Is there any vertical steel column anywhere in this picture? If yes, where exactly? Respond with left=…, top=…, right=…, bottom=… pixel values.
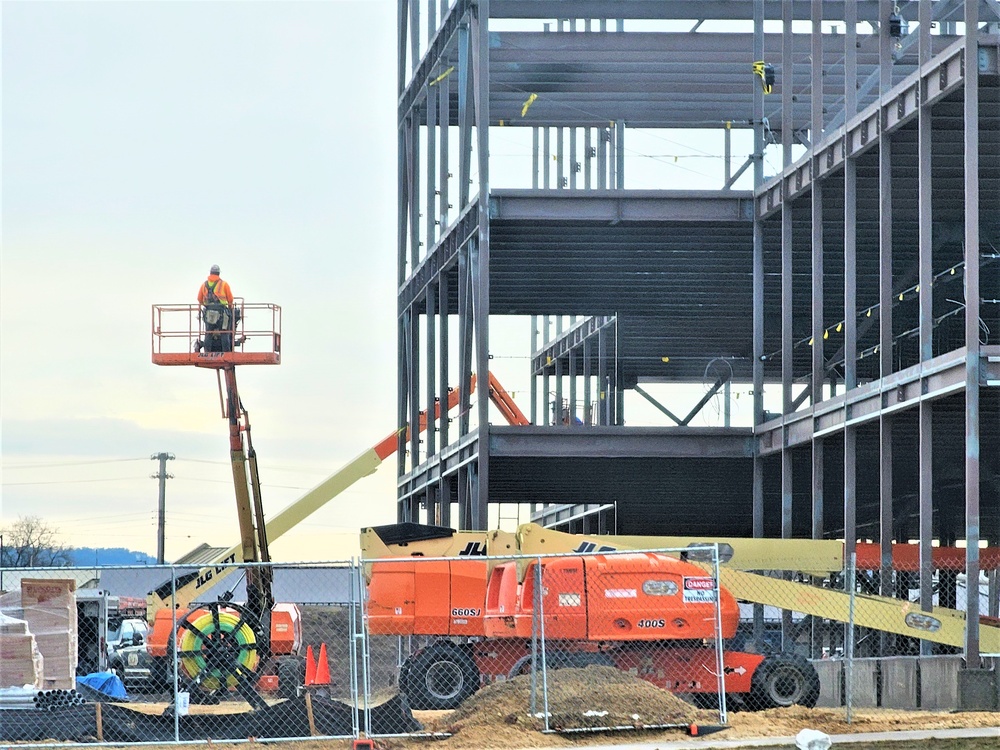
left=557, top=126, right=565, bottom=188
left=458, top=23, right=472, bottom=208
left=844, top=0, right=858, bottom=566
left=752, top=0, right=766, bottom=649
left=780, top=198, right=793, bottom=578
left=809, top=1, right=824, bottom=562
left=458, top=243, right=472, bottom=436
left=439, top=273, right=450, bottom=450
left=409, top=300, right=421, bottom=473
left=570, top=127, right=578, bottom=189
left=964, top=0, right=982, bottom=664
left=543, top=128, right=551, bottom=188
left=597, top=127, right=607, bottom=189
left=396, top=0, right=410, bottom=522
left=472, top=0, right=491, bottom=530
left=917, top=0, right=934, bottom=648
left=724, top=123, right=732, bottom=184
left=583, top=336, right=592, bottom=425
left=878, top=0, right=895, bottom=598
left=584, top=128, right=592, bottom=189
left=409, top=0, right=419, bottom=72
left=554, top=358, right=563, bottom=423
left=439, top=65, right=450, bottom=229
left=781, top=0, right=792, bottom=168
left=426, top=87, right=438, bottom=259
left=598, top=326, right=607, bottom=426
left=426, top=285, right=437, bottom=459
left=532, top=128, right=539, bottom=189
left=810, top=4, right=824, bottom=409
left=614, top=318, right=624, bottom=424
left=615, top=121, right=625, bottom=189
left=543, top=316, right=551, bottom=425
left=569, top=349, right=577, bottom=423
left=398, top=0, right=408, bottom=99
left=531, top=315, right=538, bottom=423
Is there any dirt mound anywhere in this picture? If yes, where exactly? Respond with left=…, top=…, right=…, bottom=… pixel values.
left=437, top=665, right=713, bottom=734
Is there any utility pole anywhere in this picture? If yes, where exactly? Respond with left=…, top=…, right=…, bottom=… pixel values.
left=150, top=453, right=175, bottom=564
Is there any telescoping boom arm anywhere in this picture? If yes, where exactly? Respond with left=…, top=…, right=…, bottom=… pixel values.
left=147, top=375, right=479, bottom=619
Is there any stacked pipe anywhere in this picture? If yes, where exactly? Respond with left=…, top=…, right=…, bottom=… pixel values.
left=33, top=689, right=87, bottom=710
left=0, top=686, right=39, bottom=709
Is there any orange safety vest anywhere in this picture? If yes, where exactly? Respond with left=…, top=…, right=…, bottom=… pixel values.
left=198, top=276, right=233, bottom=307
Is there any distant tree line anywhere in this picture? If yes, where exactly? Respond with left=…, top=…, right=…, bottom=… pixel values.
left=1, top=516, right=73, bottom=568
left=1, top=516, right=156, bottom=569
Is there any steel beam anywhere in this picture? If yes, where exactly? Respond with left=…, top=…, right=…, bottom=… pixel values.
left=488, top=1, right=1000, bottom=22
left=757, top=346, right=1000, bottom=454
left=488, top=190, right=754, bottom=223
left=489, top=426, right=755, bottom=459
left=757, top=37, right=973, bottom=218
left=399, top=0, right=471, bottom=122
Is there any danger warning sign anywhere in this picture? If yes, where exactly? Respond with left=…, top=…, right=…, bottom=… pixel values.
left=682, top=576, right=718, bottom=603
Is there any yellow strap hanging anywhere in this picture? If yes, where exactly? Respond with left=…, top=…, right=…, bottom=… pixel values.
left=752, top=60, right=774, bottom=95
left=521, top=93, right=538, bottom=117
left=429, top=66, right=455, bottom=86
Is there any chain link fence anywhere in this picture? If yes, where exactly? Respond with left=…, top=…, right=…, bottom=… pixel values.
left=1, top=548, right=995, bottom=745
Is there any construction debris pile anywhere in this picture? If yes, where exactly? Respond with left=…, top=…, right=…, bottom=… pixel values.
left=437, top=666, right=714, bottom=733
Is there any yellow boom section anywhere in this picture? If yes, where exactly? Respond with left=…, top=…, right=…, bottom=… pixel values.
left=517, top=524, right=1000, bottom=652
left=148, top=447, right=383, bottom=619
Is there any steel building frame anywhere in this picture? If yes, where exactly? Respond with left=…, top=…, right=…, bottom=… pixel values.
left=397, top=0, right=1000, bottom=662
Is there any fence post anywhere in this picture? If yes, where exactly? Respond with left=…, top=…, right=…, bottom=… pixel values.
left=712, top=544, right=729, bottom=724
left=846, top=552, right=857, bottom=724
left=171, top=565, right=180, bottom=742
left=353, top=562, right=367, bottom=738
left=535, top=556, right=550, bottom=731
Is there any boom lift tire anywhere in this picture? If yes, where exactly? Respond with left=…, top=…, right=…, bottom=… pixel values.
left=747, top=654, right=820, bottom=710
left=402, top=642, right=480, bottom=710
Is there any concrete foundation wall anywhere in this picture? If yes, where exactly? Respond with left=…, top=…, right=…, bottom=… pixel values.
left=811, top=659, right=842, bottom=707
left=919, top=656, right=963, bottom=710
left=847, top=657, right=879, bottom=708
left=881, top=656, right=918, bottom=710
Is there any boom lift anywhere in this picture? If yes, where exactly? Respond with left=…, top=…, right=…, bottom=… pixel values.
left=360, top=522, right=1000, bottom=711
left=148, top=316, right=495, bottom=703
left=362, top=524, right=819, bottom=712
left=152, top=301, right=295, bottom=707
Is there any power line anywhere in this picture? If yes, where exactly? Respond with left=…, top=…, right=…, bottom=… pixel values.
left=3, top=457, right=147, bottom=470
left=1, top=477, right=142, bottom=487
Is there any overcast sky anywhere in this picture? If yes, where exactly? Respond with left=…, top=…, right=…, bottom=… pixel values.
left=1, top=1, right=774, bottom=565
left=1, top=0, right=401, bottom=561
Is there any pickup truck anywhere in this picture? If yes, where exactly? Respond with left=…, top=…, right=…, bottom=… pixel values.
left=106, top=618, right=154, bottom=688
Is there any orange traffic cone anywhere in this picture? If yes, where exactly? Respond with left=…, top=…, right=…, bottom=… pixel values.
left=304, top=645, right=317, bottom=686
left=315, top=643, right=331, bottom=686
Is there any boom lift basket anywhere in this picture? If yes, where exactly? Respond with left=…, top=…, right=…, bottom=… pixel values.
left=151, top=302, right=281, bottom=367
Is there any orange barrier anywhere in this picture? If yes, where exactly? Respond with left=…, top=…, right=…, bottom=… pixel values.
left=315, top=643, right=331, bottom=686
left=304, top=645, right=317, bottom=686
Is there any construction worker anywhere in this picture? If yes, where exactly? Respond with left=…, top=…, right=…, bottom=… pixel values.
left=196, top=265, right=236, bottom=352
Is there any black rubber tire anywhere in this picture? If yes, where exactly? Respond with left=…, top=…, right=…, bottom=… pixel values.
left=277, top=657, right=306, bottom=699
left=401, top=643, right=480, bottom=710
left=747, top=654, right=820, bottom=711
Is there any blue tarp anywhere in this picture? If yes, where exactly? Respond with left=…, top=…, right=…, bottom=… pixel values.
left=77, top=671, right=127, bottom=699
